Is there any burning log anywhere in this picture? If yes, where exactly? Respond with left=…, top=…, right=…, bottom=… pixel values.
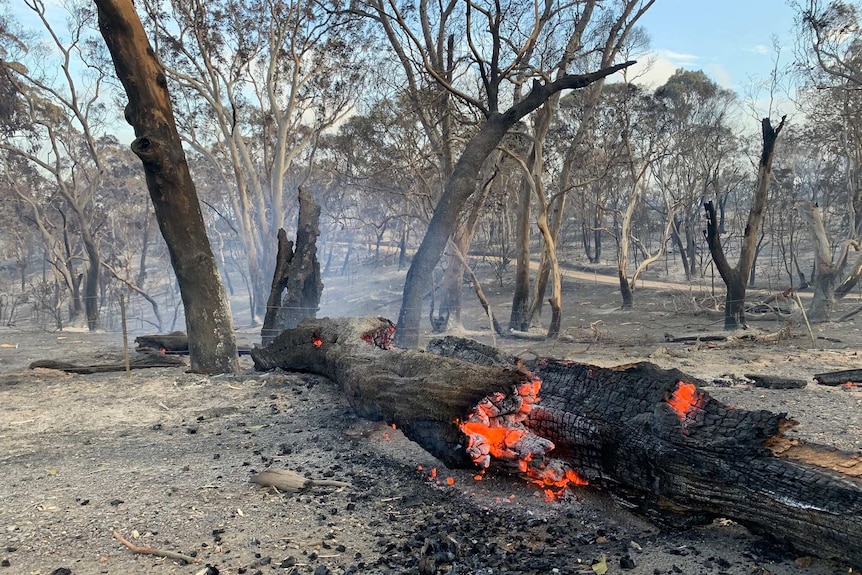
left=136, top=332, right=252, bottom=355
left=251, top=317, right=862, bottom=567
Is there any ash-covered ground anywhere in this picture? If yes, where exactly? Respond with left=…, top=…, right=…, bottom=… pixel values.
left=1, top=264, right=861, bottom=574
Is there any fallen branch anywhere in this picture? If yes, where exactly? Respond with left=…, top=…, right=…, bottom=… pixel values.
left=112, top=530, right=198, bottom=564
left=836, top=304, right=862, bottom=323
left=29, top=354, right=186, bottom=373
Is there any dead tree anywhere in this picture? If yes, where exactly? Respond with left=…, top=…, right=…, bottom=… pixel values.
left=260, top=187, right=323, bottom=346
left=252, top=317, right=862, bottom=568
left=704, top=116, right=785, bottom=330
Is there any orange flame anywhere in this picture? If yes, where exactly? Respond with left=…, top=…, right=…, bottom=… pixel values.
left=667, top=380, right=704, bottom=420
left=312, top=334, right=323, bottom=348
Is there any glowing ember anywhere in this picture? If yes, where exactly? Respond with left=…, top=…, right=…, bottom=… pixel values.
left=312, top=334, right=323, bottom=348
left=667, top=380, right=704, bottom=420
left=361, top=322, right=397, bottom=349
left=459, top=372, right=588, bottom=500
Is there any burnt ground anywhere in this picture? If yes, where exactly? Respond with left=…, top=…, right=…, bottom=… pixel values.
left=1, top=262, right=861, bottom=575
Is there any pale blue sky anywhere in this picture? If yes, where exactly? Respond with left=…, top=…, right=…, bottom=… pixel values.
left=635, top=0, right=799, bottom=94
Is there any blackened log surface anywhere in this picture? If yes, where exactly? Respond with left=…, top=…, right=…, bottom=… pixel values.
left=255, top=325, right=862, bottom=567
left=745, top=373, right=808, bottom=389
left=135, top=332, right=189, bottom=352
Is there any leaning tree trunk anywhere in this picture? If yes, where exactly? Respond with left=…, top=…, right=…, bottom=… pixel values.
left=95, top=0, right=239, bottom=373
left=252, top=317, right=862, bottom=568
left=396, top=62, right=635, bottom=348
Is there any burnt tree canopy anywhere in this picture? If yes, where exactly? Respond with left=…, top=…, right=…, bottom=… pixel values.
left=260, top=187, right=323, bottom=346
left=94, top=0, right=238, bottom=373
left=252, top=317, right=862, bottom=568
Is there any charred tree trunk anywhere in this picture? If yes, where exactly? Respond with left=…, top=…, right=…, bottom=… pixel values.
left=618, top=269, right=633, bottom=309
left=252, top=318, right=862, bottom=568
left=260, top=229, right=294, bottom=344
left=260, top=188, right=323, bottom=346
left=95, top=0, right=238, bottom=373
left=703, top=117, right=785, bottom=330
left=508, top=175, right=532, bottom=332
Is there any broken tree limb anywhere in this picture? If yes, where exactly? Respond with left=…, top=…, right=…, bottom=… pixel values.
left=251, top=317, right=862, bottom=567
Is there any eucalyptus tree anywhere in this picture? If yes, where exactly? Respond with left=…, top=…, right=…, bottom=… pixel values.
left=0, top=0, right=117, bottom=330
left=352, top=0, right=649, bottom=347
left=586, top=82, right=674, bottom=308
left=704, top=115, right=786, bottom=330
left=141, top=0, right=367, bottom=324
left=652, top=69, right=740, bottom=282
left=794, top=0, right=862, bottom=319
left=318, top=97, right=439, bottom=268
left=508, top=0, right=654, bottom=333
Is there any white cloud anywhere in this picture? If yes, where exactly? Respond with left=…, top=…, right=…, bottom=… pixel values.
left=654, top=49, right=700, bottom=64
left=624, top=50, right=705, bottom=89
left=624, top=53, right=680, bottom=88
left=621, top=51, right=736, bottom=91
left=747, top=44, right=771, bottom=55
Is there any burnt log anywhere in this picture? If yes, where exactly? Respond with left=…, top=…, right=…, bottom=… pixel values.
left=814, top=368, right=862, bottom=386
left=136, top=332, right=252, bottom=355
left=251, top=317, right=862, bottom=567
left=30, top=353, right=186, bottom=373
left=135, top=331, right=190, bottom=353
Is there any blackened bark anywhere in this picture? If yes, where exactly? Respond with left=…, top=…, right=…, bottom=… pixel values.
left=618, top=268, right=633, bottom=308
left=260, top=228, right=293, bottom=345
left=704, top=200, right=745, bottom=328
left=95, top=0, right=238, bottom=373
left=252, top=319, right=862, bottom=567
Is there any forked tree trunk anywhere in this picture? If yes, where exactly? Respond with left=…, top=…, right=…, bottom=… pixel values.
left=252, top=317, right=862, bottom=568
left=95, top=0, right=239, bottom=373
left=800, top=201, right=862, bottom=320
left=260, top=187, right=323, bottom=346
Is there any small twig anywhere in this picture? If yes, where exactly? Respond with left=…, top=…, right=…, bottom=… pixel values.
left=112, top=530, right=198, bottom=564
